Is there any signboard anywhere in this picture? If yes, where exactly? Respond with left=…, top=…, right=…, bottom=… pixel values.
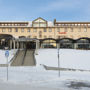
left=58, top=32, right=66, bottom=34
left=5, top=50, right=9, bottom=58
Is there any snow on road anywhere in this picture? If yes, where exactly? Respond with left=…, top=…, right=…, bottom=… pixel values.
left=0, top=66, right=90, bottom=90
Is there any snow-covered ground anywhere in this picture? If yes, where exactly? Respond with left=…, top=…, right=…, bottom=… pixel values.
left=0, top=66, right=90, bottom=90
left=0, top=49, right=90, bottom=90
left=36, top=49, right=90, bottom=70
left=0, top=49, right=17, bottom=64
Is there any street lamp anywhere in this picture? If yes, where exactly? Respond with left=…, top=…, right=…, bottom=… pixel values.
left=57, top=43, right=60, bottom=77
left=5, top=49, right=9, bottom=81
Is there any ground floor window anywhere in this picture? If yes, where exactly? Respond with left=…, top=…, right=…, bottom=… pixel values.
left=41, top=39, right=57, bottom=48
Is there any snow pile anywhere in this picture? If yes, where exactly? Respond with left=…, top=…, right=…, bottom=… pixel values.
left=0, top=49, right=17, bottom=64
left=35, top=49, right=90, bottom=70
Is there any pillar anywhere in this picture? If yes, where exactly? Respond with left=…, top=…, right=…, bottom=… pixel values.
left=22, top=42, right=24, bottom=49
left=20, top=42, right=21, bottom=49
left=13, top=40, right=15, bottom=49
left=1, top=39, right=2, bottom=45
left=10, top=40, right=12, bottom=49
left=74, top=43, right=77, bottom=49
left=57, top=43, right=60, bottom=49
left=17, top=41, right=19, bottom=49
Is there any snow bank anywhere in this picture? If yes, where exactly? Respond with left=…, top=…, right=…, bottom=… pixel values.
left=0, top=49, right=17, bottom=64
left=35, top=49, right=90, bottom=70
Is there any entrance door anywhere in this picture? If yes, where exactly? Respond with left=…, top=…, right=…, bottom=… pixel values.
left=26, top=41, right=36, bottom=49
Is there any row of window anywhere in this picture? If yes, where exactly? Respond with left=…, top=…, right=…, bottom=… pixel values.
left=57, top=28, right=87, bottom=32
left=1, top=27, right=88, bottom=33
left=0, top=23, right=28, bottom=26
left=55, top=23, right=90, bottom=26
left=27, top=35, right=83, bottom=39
left=28, top=35, right=53, bottom=38
left=1, top=28, right=31, bottom=32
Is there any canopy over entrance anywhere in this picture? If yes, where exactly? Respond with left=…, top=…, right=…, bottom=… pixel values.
left=15, top=37, right=38, bottom=49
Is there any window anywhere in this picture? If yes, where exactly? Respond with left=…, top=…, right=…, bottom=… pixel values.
left=39, top=35, right=42, bottom=38
left=2, top=28, right=5, bottom=32
left=49, top=28, right=52, bottom=32
left=84, top=28, right=87, bottom=32
left=71, top=28, right=73, bottom=32
left=32, top=18, right=47, bottom=27
left=64, top=28, right=67, bottom=32
left=78, top=28, right=81, bottom=32
left=34, top=36, right=37, bottom=38
left=15, top=28, right=18, bottom=32
left=8, top=28, right=12, bottom=32
left=57, top=28, right=60, bottom=32
left=49, top=35, right=52, bottom=38
left=44, top=35, right=47, bottom=38
left=33, top=29, right=37, bottom=32
left=28, top=35, right=31, bottom=38
left=27, top=29, right=30, bottom=32
left=39, top=31, right=42, bottom=38
left=21, top=28, right=24, bottom=32
left=43, top=29, right=47, bottom=32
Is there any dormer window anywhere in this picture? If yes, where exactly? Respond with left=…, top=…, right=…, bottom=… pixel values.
left=32, top=17, right=47, bottom=27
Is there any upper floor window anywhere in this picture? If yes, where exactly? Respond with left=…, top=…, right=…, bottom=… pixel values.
left=2, top=28, right=5, bottom=32
left=64, top=28, right=67, bottom=32
left=71, top=28, right=73, bottom=32
left=49, top=35, right=52, bottom=38
left=15, top=28, right=18, bottom=32
left=43, top=28, right=47, bottom=32
left=33, top=29, right=37, bottom=32
left=21, top=28, right=24, bottom=32
left=57, top=28, right=60, bottom=32
left=8, top=28, right=12, bottom=32
left=84, top=28, right=87, bottom=32
left=78, top=28, right=81, bottom=32
left=49, top=28, right=52, bottom=32
left=34, top=36, right=37, bottom=38
left=28, top=35, right=31, bottom=38
left=27, top=29, right=30, bottom=32
left=44, top=35, right=47, bottom=38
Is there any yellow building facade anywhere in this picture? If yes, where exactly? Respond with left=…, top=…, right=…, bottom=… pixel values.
left=0, top=17, right=90, bottom=49
left=0, top=17, right=90, bottom=39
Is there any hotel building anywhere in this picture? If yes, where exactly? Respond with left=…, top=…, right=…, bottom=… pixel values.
left=0, top=17, right=90, bottom=49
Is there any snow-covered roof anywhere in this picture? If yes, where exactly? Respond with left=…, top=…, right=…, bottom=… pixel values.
left=48, top=21, right=54, bottom=27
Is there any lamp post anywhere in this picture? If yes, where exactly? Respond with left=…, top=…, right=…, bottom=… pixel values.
left=57, top=43, right=60, bottom=77
left=5, top=49, right=9, bottom=81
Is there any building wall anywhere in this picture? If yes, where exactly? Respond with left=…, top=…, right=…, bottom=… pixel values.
left=0, top=17, right=90, bottom=39
left=0, top=27, right=90, bottom=39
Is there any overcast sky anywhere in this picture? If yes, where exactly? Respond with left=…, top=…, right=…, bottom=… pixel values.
left=0, top=0, right=90, bottom=21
